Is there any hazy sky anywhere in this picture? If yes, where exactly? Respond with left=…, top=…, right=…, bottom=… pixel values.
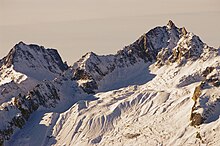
left=0, top=0, right=219, bottom=64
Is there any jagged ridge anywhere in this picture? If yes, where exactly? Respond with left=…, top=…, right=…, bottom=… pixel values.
left=72, top=20, right=214, bottom=93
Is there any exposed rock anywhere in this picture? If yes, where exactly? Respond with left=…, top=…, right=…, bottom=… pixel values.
left=124, top=133, right=141, bottom=139
left=1, top=48, right=16, bottom=68
left=190, top=66, right=220, bottom=127
left=73, top=21, right=185, bottom=93
left=190, top=113, right=204, bottom=126
left=213, top=80, right=220, bottom=87
left=181, top=27, right=187, bottom=35
left=0, top=81, right=61, bottom=144
left=168, top=34, right=204, bottom=65
left=80, top=80, right=98, bottom=94
left=167, top=20, right=176, bottom=29
left=202, top=67, right=215, bottom=77
left=190, top=84, right=203, bottom=126
left=192, top=85, right=202, bottom=101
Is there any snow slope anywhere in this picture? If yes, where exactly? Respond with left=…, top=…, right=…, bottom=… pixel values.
left=7, top=49, right=220, bottom=146
left=1, top=21, right=220, bottom=146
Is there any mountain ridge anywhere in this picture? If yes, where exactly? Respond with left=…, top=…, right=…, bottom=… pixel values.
left=0, top=20, right=219, bottom=146
left=72, top=20, right=217, bottom=93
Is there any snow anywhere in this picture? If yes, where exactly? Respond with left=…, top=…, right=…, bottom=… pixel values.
left=12, top=43, right=66, bottom=81
left=97, top=61, right=154, bottom=92
left=4, top=47, right=219, bottom=146
left=0, top=65, right=27, bottom=86
left=1, top=22, right=220, bottom=146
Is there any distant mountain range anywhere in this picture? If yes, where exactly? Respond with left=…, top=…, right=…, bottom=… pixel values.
left=0, top=20, right=219, bottom=146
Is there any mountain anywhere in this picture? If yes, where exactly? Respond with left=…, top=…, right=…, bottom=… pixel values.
left=71, top=20, right=183, bottom=93
left=1, top=41, right=68, bottom=81
left=0, top=20, right=219, bottom=146
left=0, top=42, right=68, bottom=108
left=0, top=42, right=71, bottom=145
left=72, top=20, right=214, bottom=94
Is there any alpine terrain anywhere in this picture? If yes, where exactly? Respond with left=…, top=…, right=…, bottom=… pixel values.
left=0, top=20, right=219, bottom=146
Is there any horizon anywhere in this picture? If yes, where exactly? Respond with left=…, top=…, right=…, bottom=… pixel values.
left=0, top=0, right=219, bottom=64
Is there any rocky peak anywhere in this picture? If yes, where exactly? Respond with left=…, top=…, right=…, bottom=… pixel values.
left=177, top=33, right=204, bottom=56
left=166, top=33, right=205, bottom=65
left=72, top=21, right=190, bottom=93
left=1, top=47, right=16, bottom=68
left=18, top=42, right=67, bottom=69
left=131, top=20, right=183, bottom=65
left=167, top=20, right=176, bottom=29
left=181, top=27, right=187, bottom=35
left=71, top=21, right=212, bottom=93
left=75, top=20, right=186, bottom=71
left=1, top=41, right=68, bottom=81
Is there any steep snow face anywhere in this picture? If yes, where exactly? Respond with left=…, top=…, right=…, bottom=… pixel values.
left=1, top=41, right=68, bottom=81
left=0, top=41, right=68, bottom=92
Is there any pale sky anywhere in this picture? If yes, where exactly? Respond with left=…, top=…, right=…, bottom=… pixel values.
left=0, top=0, right=219, bottom=64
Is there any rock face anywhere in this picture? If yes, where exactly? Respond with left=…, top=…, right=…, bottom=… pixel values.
left=190, top=64, right=220, bottom=127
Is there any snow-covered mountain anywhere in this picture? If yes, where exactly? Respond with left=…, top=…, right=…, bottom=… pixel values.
left=0, top=20, right=219, bottom=146
left=0, top=42, right=68, bottom=105
left=71, top=20, right=212, bottom=94
left=1, top=41, right=68, bottom=82
left=0, top=42, right=71, bottom=145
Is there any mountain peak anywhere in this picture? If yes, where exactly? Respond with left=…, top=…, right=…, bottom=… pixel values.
left=1, top=41, right=68, bottom=81
left=17, top=41, right=25, bottom=46
left=181, top=27, right=187, bottom=35
left=84, top=51, right=97, bottom=59
left=72, top=20, right=196, bottom=92
left=167, top=20, right=176, bottom=29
